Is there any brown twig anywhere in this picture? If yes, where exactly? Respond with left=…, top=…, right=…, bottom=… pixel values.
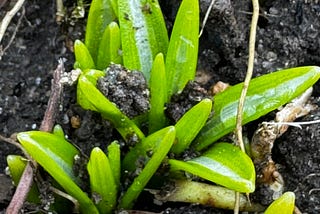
left=6, top=59, right=65, bottom=214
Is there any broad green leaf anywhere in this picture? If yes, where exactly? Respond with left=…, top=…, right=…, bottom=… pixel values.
left=18, top=131, right=99, bottom=213
left=119, top=126, right=176, bottom=209
left=88, top=147, right=117, bottom=214
left=85, top=0, right=115, bottom=62
left=265, top=192, right=295, bottom=214
left=97, top=22, right=122, bottom=70
left=148, top=53, right=167, bottom=134
left=122, top=126, right=175, bottom=173
left=110, top=0, right=119, bottom=17
left=194, top=66, right=320, bottom=150
left=169, top=143, right=255, bottom=193
left=7, top=155, right=40, bottom=203
left=171, top=98, right=212, bottom=154
left=77, top=73, right=145, bottom=141
left=166, top=0, right=199, bottom=98
left=74, top=40, right=95, bottom=70
left=107, top=141, right=121, bottom=188
left=118, top=0, right=168, bottom=81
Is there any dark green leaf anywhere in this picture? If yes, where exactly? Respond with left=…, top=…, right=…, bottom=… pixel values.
left=194, top=66, right=320, bottom=150
left=169, top=142, right=255, bottom=193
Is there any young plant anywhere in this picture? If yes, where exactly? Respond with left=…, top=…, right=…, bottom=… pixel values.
left=8, top=0, right=320, bottom=213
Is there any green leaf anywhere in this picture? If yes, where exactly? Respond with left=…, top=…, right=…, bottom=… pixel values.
left=85, top=0, right=115, bottom=62
left=171, top=98, right=212, bottom=154
left=194, top=66, right=320, bottom=150
left=119, top=126, right=176, bottom=209
left=77, top=73, right=145, bottom=141
left=53, top=124, right=65, bottom=139
left=165, top=0, right=199, bottom=98
left=265, top=192, right=295, bottom=214
left=122, top=126, right=174, bottom=173
left=107, top=141, right=121, bottom=188
left=97, top=22, right=122, bottom=70
left=169, top=143, right=255, bottom=193
left=7, top=155, right=40, bottom=203
left=148, top=53, right=167, bottom=134
left=18, top=131, right=99, bottom=213
left=118, top=0, right=168, bottom=81
left=88, top=147, right=117, bottom=214
left=74, top=39, right=95, bottom=70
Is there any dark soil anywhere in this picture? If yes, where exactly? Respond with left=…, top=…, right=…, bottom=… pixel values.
left=0, top=0, right=320, bottom=213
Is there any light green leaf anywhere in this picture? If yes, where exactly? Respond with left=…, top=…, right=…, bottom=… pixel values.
left=77, top=73, right=145, bottom=141
left=107, top=141, right=121, bottom=188
left=166, top=0, right=199, bottom=98
left=148, top=53, right=167, bottom=134
left=169, top=143, right=255, bottom=193
left=7, top=155, right=40, bottom=203
left=88, top=147, right=117, bottom=214
left=85, top=0, right=115, bottom=62
left=18, top=131, right=99, bottom=213
left=118, top=0, right=168, bottom=81
left=97, top=22, right=122, bottom=69
left=171, top=98, right=212, bottom=154
left=74, top=39, right=95, bottom=70
left=265, top=192, right=295, bottom=214
left=194, top=66, right=320, bottom=150
left=119, top=126, right=176, bottom=209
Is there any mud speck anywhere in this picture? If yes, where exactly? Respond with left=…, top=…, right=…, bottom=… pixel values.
left=97, top=64, right=150, bottom=118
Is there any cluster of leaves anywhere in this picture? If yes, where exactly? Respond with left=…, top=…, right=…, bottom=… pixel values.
left=7, top=0, right=320, bottom=213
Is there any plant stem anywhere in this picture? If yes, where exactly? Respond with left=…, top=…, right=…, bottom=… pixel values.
left=234, top=0, right=259, bottom=213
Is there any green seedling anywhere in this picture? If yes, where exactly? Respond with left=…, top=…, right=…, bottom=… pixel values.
left=9, top=0, right=320, bottom=213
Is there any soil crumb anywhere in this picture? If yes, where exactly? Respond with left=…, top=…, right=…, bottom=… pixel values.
left=97, top=64, right=150, bottom=118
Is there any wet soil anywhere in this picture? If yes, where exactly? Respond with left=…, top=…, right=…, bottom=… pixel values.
left=0, top=0, right=320, bottom=213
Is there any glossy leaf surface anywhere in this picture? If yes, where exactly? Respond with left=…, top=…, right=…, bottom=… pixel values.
left=265, top=192, right=295, bottom=214
left=119, top=126, right=176, bottom=209
left=97, top=22, right=122, bottom=69
left=88, top=147, right=117, bottom=214
left=194, top=66, right=320, bottom=150
left=171, top=98, right=212, bottom=154
left=18, top=131, right=99, bottom=213
left=169, top=143, right=255, bottom=193
left=148, top=53, right=167, bottom=133
left=85, top=0, right=115, bottom=62
left=166, top=0, right=199, bottom=97
left=74, top=39, right=95, bottom=70
left=107, top=141, right=121, bottom=188
left=118, top=0, right=168, bottom=81
left=7, top=155, right=40, bottom=203
left=77, top=72, right=145, bottom=141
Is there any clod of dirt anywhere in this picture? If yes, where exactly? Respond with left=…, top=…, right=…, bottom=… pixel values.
left=97, top=64, right=150, bottom=119
left=166, top=81, right=211, bottom=122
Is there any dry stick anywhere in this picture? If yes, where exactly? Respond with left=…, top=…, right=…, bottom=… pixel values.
left=6, top=60, right=65, bottom=214
left=234, top=0, right=259, bottom=213
left=0, top=0, right=25, bottom=44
